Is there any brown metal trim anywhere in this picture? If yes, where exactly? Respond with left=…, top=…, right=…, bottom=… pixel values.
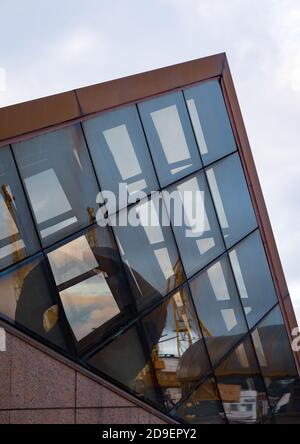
left=0, top=91, right=81, bottom=143
left=0, top=318, right=176, bottom=424
left=221, top=57, right=300, bottom=373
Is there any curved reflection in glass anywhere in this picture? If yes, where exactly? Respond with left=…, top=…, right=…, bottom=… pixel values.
left=215, top=337, right=272, bottom=424
left=252, top=306, right=299, bottom=423
left=173, top=377, right=226, bottom=424
left=47, top=225, right=135, bottom=350
left=142, top=285, right=210, bottom=409
left=189, top=255, right=248, bottom=365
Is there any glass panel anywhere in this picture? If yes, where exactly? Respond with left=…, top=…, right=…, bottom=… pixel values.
left=142, top=285, right=210, bottom=409
left=252, top=306, right=299, bottom=421
left=13, top=125, right=101, bottom=247
left=184, top=79, right=237, bottom=165
left=138, top=92, right=202, bottom=188
left=0, top=146, right=39, bottom=270
left=164, top=171, right=225, bottom=277
left=173, top=377, right=226, bottom=424
left=88, top=324, right=162, bottom=406
left=0, top=254, right=68, bottom=350
left=229, top=230, right=278, bottom=328
left=206, top=153, right=257, bottom=248
left=111, top=193, right=185, bottom=310
left=215, top=337, right=272, bottom=424
left=189, top=255, right=248, bottom=365
left=82, top=106, right=159, bottom=213
left=47, top=225, right=134, bottom=347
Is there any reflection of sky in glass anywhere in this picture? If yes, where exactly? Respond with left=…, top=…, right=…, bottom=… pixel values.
left=25, top=168, right=72, bottom=224
left=151, top=104, right=192, bottom=174
left=60, top=274, right=120, bottom=341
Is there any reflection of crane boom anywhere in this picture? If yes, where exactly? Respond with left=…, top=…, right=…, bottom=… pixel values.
left=2, top=184, right=25, bottom=302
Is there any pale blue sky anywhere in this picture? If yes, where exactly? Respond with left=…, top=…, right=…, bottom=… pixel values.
left=1, top=0, right=300, bottom=322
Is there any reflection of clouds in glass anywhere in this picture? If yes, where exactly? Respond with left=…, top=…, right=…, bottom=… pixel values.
left=60, top=274, right=120, bottom=341
left=48, top=235, right=98, bottom=286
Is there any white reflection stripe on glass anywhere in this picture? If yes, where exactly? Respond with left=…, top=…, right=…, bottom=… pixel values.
left=177, top=177, right=209, bottom=236
left=154, top=247, right=174, bottom=280
left=170, top=164, right=193, bottom=175
left=0, top=239, right=25, bottom=259
left=0, top=195, right=19, bottom=241
left=235, top=343, right=250, bottom=368
left=48, top=235, right=98, bottom=286
left=207, top=261, right=230, bottom=301
left=150, top=105, right=191, bottom=165
left=206, top=168, right=229, bottom=229
left=244, top=307, right=252, bottom=315
left=24, top=168, right=72, bottom=224
left=40, top=216, right=78, bottom=238
left=221, top=308, right=238, bottom=332
left=186, top=98, right=209, bottom=155
left=73, top=148, right=83, bottom=170
left=103, top=124, right=142, bottom=181
left=136, top=199, right=164, bottom=245
left=196, top=237, right=215, bottom=254
left=252, top=329, right=268, bottom=367
left=126, top=178, right=147, bottom=196
left=229, top=250, right=249, bottom=299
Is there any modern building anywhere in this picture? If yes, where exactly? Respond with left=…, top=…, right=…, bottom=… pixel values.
left=0, top=53, right=299, bottom=424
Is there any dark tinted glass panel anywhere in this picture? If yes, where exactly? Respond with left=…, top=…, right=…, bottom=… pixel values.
left=0, top=146, right=39, bottom=270
left=138, top=92, right=202, bottom=187
left=88, top=324, right=162, bottom=406
left=173, top=377, right=226, bottom=424
left=184, top=80, right=236, bottom=166
left=111, top=194, right=185, bottom=310
left=229, top=230, right=278, bottom=328
left=47, top=225, right=134, bottom=349
left=164, top=172, right=225, bottom=277
left=252, top=306, right=299, bottom=421
left=189, top=255, right=248, bottom=365
left=215, top=337, right=272, bottom=424
left=0, top=254, right=68, bottom=350
left=206, top=153, right=257, bottom=248
left=142, top=285, right=210, bottom=409
left=13, top=125, right=101, bottom=247
left=82, top=106, right=159, bottom=213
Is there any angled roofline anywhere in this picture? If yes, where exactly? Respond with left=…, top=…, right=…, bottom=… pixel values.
left=0, top=52, right=299, bottom=381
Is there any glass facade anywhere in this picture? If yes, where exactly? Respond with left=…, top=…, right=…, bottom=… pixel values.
left=0, top=76, right=298, bottom=424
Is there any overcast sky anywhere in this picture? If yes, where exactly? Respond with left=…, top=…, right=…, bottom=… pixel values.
left=0, top=0, right=299, bottom=322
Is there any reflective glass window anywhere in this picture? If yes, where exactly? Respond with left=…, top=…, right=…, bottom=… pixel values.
left=111, top=194, right=185, bottom=310
left=164, top=171, right=225, bottom=277
left=13, top=125, right=101, bottom=247
left=47, top=225, right=134, bottom=348
left=82, top=106, right=159, bottom=213
left=252, top=306, right=299, bottom=420
left=229, top=230, right=278, bottom=328
left=189, top=255, right=248, bottom=365
left=142, top=285, right=210, bottom=409
left=173, top=377, right=226, bottom=424
left=184, top=79, right=237, bottom=165
left=0, top=254, right=68, bottom=350
left=138, top=92, right=202, bottom=187
left=0, top=146, right=39, bottom=270
left=215, top=337, right=272, bottom=424
left=88, top=324, right=162, bottom=406
left=206, top=153, right=257, bottom=248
